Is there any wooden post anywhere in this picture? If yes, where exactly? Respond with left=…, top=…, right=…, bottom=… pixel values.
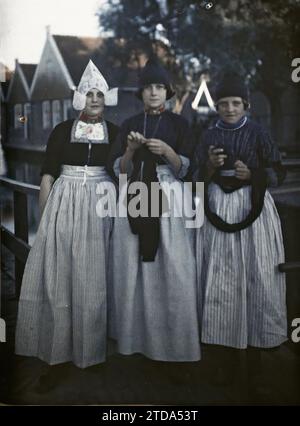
left=13, top=191, right=28, bottom=297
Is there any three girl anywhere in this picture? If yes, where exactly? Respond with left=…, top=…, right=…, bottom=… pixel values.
left=15, top=61, right=287, bottom=393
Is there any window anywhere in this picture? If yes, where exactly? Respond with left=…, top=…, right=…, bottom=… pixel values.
left=63, top=99, right=72, bottom=121
left=52, top=100, right=62, bottom=128
left=14, top=104, right=23, bottom=129
left=42, top=101, right=51, bottom=129
left=24, top=103, right=31, bottom=139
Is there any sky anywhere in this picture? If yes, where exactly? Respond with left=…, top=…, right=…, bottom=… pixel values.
left=0, top=0, right=106, bottom=70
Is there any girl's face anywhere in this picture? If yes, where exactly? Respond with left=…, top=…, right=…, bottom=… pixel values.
left=142, top=83, right=167, bottom=111
left=216, top=96, right=246, bottom=124
left=84, top=88, right=104, bottom=117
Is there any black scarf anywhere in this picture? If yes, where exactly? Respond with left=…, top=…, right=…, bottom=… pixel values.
left=127, top=117, right=168, bottom=262
left=204, top=148, right=267, bottom=232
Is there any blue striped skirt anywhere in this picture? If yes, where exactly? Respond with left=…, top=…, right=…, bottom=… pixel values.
left=197, top=183, right=287, bottom=349
left=15, top=165, right=114, bottom=368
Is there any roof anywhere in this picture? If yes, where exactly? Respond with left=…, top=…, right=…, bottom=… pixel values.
left=52, top=34, right=146, bottom=88
left=0, top=82, right=10, bottom=100
left=19, top=64, right=37, bottom=87
left=0, top=64, right=12, bottom=99
left=53, top=35, right=106, bottom=86
left=6, top=61, right=32, bottom=102
left=2, top=80, right=11, bottom=96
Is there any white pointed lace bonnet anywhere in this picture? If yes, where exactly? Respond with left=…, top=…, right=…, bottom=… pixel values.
left=73, top=60, right=118, bottom=110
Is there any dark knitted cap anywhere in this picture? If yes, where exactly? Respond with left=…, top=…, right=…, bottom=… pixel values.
left=215, top=72, right=249, bottom=102
left=136, top=59, right=175, bottom=100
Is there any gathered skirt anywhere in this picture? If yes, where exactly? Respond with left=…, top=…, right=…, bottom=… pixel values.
left=108, top=166, right=202, bottom=362
left=15, top=165, right=114, bottom=368
left=197, top=183, right=287, bottom=349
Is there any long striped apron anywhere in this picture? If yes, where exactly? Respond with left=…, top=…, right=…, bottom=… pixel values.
left=197, top=183, right=287, bottom=349
left=15, top=165, right=114, bottom=368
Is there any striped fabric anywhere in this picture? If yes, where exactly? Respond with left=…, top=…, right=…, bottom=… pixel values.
left=108, top=165, right=202, bottom=362
left=15, top=165, right=114, bottom=368
left=197, top=183, right=288, bottom=349
left=197, top=119, right=282, bottom=172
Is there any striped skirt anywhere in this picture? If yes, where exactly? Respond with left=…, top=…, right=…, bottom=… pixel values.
left=108, top=166, right=202, bottom=362
left=197, top=183, right=287, bottom=349
left=15, top=165, right=114, bottom=368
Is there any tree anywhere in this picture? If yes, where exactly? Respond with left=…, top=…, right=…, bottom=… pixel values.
left=98, top=0, right=300, bottom=125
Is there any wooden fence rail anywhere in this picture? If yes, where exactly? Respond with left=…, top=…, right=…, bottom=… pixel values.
left=0, top=177, right=39, bottom=297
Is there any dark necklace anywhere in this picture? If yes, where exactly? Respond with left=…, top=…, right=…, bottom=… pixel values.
left=143, top=112, right=162, bottom=139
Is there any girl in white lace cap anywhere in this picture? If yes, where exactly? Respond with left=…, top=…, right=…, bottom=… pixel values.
left=15, top=60, right=119, bottom=392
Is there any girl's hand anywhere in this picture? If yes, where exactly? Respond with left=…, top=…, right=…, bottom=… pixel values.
left=234, top=160, right=251, bottom=180
left=207, top=145, right=227, bottom=169
left=127, top=131, right=146, bottom=152
left=145, top=138, right=170, bottom=156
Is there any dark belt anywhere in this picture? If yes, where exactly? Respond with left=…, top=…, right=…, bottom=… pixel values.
left=212, top=171, right=249, bottom=193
